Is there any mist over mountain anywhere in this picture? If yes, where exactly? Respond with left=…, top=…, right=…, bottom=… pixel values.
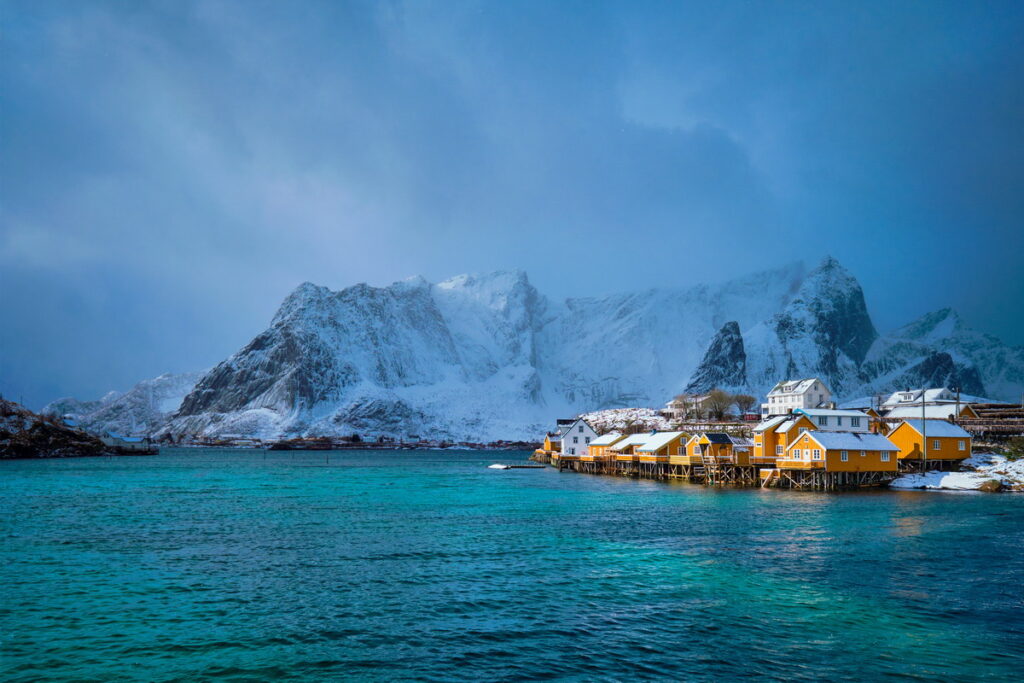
left=48, top=258, right=1023, bottom=440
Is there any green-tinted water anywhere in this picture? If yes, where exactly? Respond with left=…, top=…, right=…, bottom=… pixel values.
left=2, top=449, right=1023, bottom=681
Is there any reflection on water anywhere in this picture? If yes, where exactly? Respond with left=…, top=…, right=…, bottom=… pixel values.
left=2, top=448, right=1023, bottom=682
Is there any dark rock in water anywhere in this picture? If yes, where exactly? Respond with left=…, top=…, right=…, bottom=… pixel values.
left=686, top=321, right=747, bottom=392
left=977, top=479, right=1003, bottom=493
left=0, top=399, right=109, bottom=459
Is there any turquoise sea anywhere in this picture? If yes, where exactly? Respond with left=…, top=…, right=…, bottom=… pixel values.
left=2, top=449, right=1023, bottom=681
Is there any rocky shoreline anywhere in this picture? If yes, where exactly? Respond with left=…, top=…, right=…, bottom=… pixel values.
left=0, top=399, right=111, bottom=459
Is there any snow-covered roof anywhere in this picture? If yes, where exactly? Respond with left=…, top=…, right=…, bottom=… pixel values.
left=882, top=388, right=954, bottom=407
left=559, top=417, right=596, bottom=435
left=795, top=408, right=870, bottom=419
left=637, top=431, right=687, bottom=452
left=589, top=432, right=624, bottom=446
left=896, top=420, right=971, bottom=438
left=884, top=405, right=971, bottom=420
left=773, top=418, right=809, bottom=434
left=767, top=378, right=824, bottom=397
left=611, top=433, right=655, bottom=451
left=731, top=436, right=754, bottom=447
left=754, top=415, right=788, bottom=432
left=795, top=431, right=897, bottom=451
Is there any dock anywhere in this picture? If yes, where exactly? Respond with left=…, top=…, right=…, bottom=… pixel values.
left=541, top=453, right=898, bottom=491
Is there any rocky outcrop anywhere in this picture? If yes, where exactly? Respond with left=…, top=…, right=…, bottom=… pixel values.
left=685, top=321, right=747, bottom=392
left=1, top=399, right=108, bottom=459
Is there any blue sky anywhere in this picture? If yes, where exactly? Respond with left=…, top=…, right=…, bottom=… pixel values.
left=2, top=0, right=1023, bottom=408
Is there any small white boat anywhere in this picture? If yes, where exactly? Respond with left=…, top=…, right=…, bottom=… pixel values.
left=488, top=463, right=512, bottom=470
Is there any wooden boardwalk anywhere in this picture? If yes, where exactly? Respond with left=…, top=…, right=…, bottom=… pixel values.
left=544, top=454, right=897, bottom=491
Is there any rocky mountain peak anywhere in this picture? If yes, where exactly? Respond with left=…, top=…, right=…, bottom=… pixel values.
left=685, top=321, right=747, bottom=392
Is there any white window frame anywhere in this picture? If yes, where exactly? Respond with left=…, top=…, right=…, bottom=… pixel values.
left=840, top=451, right=848, bottom=462
left=812, top=449, right=822, bottom=460
left=958, top=440, right=966, bottom=451
left=851, top=417, right=860, bottom=427
left=933, top=439, right=941, bottom=451
left=818, top=416, right=828, bottom=426
left=860, top=451, right=866, bottom=457
left=775, top=445, right=783, bottom=455
left=881, top=451, right=891, bottom=462
left=793, top=449, right=802, bottom=459
left=573, top=437, right=578, bottom=444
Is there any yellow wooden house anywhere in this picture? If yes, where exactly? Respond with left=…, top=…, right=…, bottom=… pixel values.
left=886, top=420, right=972, bottom=465
left=752, top=414, right=817, bottom=465
left=611, top=433, right=655, bottom=463
left=780, top=431, right=899, bottom=473
left=635, top=431, right=689, bottom=463
left=585, top=432, right=625, bottom=460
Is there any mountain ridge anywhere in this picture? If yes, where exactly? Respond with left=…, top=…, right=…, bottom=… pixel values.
left=45, top=258, right=1023, bottom=440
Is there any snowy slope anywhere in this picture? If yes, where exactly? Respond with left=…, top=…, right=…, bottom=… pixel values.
left=49, top=258, right=1024, bottom=441
left=44, top=372, right=203, bottom=436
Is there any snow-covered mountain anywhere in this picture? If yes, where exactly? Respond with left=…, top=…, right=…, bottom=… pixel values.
left=43, top=372, right=203, bottom=436
left=49, top=257, right=1024, bottom=440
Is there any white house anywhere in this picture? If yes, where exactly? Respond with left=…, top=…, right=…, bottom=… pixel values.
left=761, top=378, right=832, bottom=417
left=663, top=394, right=711, bottom=419
left=793, top=408, right=870, bottom=432
left=560, top=417, right=598, bottom=456
left=881, top=388, right=957, bottom=409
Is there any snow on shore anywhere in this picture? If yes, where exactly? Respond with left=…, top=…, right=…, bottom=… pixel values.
left=890, top=453, right=1024, bottom=492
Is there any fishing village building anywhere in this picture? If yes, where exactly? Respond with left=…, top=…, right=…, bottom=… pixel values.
left=886, top=419, right=973, bottom=471
left=560, top=417, right=597, bottom=457
left=761, top=378, right=832, bottom=417
left=541, top=378, right=989, bottom=491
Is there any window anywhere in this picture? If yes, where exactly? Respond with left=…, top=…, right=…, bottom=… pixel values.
left=851, top=417, right=860, bottom=427
left=579, top=425, right=584, bottom=433
left=958, top=440, right=966, bottom=451
left=585, top=437, right=591, bottom=444
left=569, top=448, right=575, bottom=455
left=818, top=416, right=828, bottom=426
left=573, top=437, right=578, bottom=444
left=793, top=449, right=802, bottom=459
left=800, top=427, right=809, bottom=434
left=881, top=451, right=891, bottom=461
left=841, top=451, right=848, bottom=462
left=933, top=440, right=941, bottom=450
left=776, top=445, right=783, bottom=455
left=812, top=449, right=822, bottom=460
left=860, top=451, right=866, bottom=457
left=837, top=417, right=844, bottom=426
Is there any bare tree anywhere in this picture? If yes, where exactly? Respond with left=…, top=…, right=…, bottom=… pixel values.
left=706, top=389, right=733, bottom=421
left=733, top=394, right=756, bottom=416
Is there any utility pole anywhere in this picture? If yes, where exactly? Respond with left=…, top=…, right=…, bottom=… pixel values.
left=922, top=390, right=928, bottom=472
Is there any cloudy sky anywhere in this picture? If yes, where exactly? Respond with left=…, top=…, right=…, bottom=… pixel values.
left=2, top=0, right=1023, bottom=408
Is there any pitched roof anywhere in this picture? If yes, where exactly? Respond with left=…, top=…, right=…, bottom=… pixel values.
left=637, top=431, right=687, bottom=452
left=703, top=432, right=734, bottom=444
left=896, top=420, right=971, bottom=438
left=754, top=415, right=788, bottom=432
left=774, top=419, right=804, bottom=433
left=884, top=405, right=971, bottom=420
left=795, top=408, right=870, bottom=419
left=768, top=378, right=823, bottom=396
left=589, top=432, right=625, bottom=447
left=559, top=417, right=596, bottom=435
left=610, top=433, right=654, bottom=451
left=797, top=431, right=897, bottom=451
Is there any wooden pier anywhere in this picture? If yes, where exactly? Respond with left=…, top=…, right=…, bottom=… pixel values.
left=552, top=453, right=897, bottom=491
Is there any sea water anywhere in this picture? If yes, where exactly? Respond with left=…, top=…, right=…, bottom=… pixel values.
left=2, top=449, right=1023, bottom=681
